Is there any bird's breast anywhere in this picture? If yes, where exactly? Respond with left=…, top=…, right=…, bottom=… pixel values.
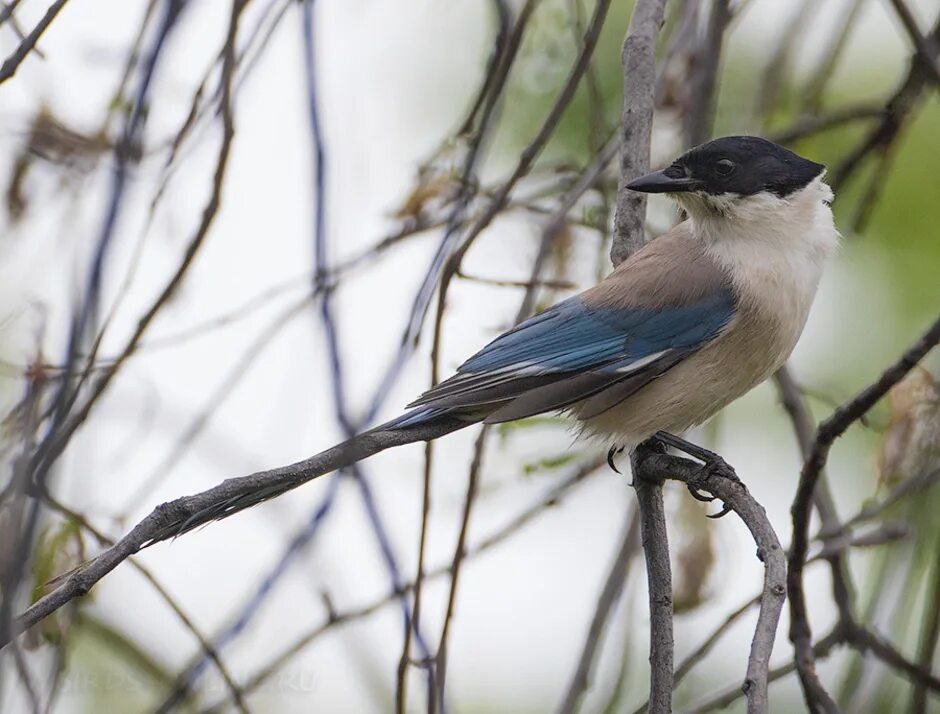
left=576, top=267, right=818, bottom=445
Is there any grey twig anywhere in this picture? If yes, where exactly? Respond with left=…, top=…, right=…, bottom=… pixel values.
left=5, top=417, right=466, bottom=649
left=633, top=446, right=674, bottom=714
left=802, top=0, right=864, bottom=110
left=41, top=496, right=250, bottom=714
left=830, top=12, right=940, bottom=194
left=636, top=450, right=787, bottom=714
left=434, top=428, right=488, bottom=713
left=756, top=0, right=814, bottom=121
left=610, top=0, right=668, bottom=266
left=0, top=0, right=70, bottom=84
left=686, top=628, right=844, bottom=714
left=195, top=457, right=606, bottom=710
left=428, top=4, right=618, bottom=705
left=886, top=0, right=940, bottom=87
left=629, top=594, right=760, bottom=714
left=684, top=0, right=732, bottom=147
left=29, top=0, right=235, bottom=486
left=768, top=105, right=884, bottom=147
left=607, top=3, right=672, bottom=711
left=788, top=313, right=940, bottom=713
left=557, top=504, right=641, bottom=714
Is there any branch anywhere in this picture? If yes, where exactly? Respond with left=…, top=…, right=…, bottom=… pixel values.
left=606, top=2, right=672, bottom=710
left=633, top=446, right=674, bottom=714
left=830, top=11, right=940, bottom=193
left=610, top=0, right=668, bottom=266
left=843, top=622, right=940, bottom=694
left=912, top=545, right=940, bottom=712
left=887, top=0, right=940, bottom=88
left=433, top=427, right=488, bottom=712
left=686, top=628, right=844, bottom=714
left=42, top=495, right=249, bottom=713
left=768, top=105, right=884, bottom=146
left=684, top=0, right=732, bottom=147
left=200, top=457, right=606, bottom=711
left=0, top=0, right=71, bottom=84
left=557, top=503, right=640, bottom=714
left=4, top=417, right=466, bottom=650
left=636, top=451, right=787, bottom=714
left=788, top=313, right=940, bottom=712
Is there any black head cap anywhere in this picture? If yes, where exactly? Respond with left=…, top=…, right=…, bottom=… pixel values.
left=627, top=136, right=825, bottom=197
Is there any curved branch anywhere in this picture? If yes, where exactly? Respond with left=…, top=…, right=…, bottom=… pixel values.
left=636, top=451, right=787, bottom=714
left=788, top=313, right=940, bottom=713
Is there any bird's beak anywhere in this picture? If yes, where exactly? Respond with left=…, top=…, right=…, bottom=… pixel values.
left=625, top=170, right=699, bottom=194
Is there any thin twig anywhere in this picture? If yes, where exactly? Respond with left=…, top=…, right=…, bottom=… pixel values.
left=6, top=417, right=467, bottom=649
left=557, top=504, right=640, bottom=714
left=830, top=13, right=940, bottom=193
left=198, top=457, right=605, bottom=710
left=788, top=313, right=940, bottom=712
left=686, top=629, right=844, bottom=714
left=0, top=0, right=71, bottom=84
left=433, top=427, right=488, bottom=712
left=607, top=3, right=672, bottom=711
left=684, top=0, right=732, bottom=147
left=633, top=444, right=674, bottom=714
left=802, top=0, right=864, bottom=111
left=30, top=0, right=239, bottom=485
left=41, top=496, right=250, bottom=713
left=637, top=450, right=787, bottom=714
left=755, top=0, right=814, bottom=121
left=886, top=0, right=940, bottom=87
left=610, top=0, right=668, bottom=266
left=768, top=105, right=884, bottom=146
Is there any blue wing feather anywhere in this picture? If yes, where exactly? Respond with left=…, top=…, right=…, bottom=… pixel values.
left=405, top=290, right=736, bottom=416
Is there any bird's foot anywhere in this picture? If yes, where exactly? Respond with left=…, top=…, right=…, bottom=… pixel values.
left=653, top=432, right=741, bottom=518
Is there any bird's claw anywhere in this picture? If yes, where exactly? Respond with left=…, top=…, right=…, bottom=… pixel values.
left=686, top=456, right=739, bottom=517
left=607, top=445, right=625, bottom=474
left=707, top=502, right=734, bottom=519
left=686, top=484, right=717, bottom=503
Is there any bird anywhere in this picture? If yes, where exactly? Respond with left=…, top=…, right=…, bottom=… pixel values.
left=387, top=136, right=837, bottom=449
left=165, top=135, right=838, bottom=539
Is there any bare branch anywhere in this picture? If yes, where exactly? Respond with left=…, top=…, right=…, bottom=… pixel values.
left=631, top=443, right=674, bottom=714
left=610, top=0, right=668, bottom=265
left=0, top=0, right=71, bottom=84
left=636, top=450, right=787, bottom=714
left=886, top=0, right=940, bottom=87
left=684, top=0, right=732, bottom=147
left=911, top=559, right=940, bottom=713
left=5, top=417, right=466, bottom=650
left=434, top=428, right=488, bottom=712
left=768, top=105, right=884, bottom=146
left=830, top=12, right=940, bottom=193
left=41, top=496, right=249, bottom=713
left=788, top=313, right=940, bottom=712
left=802, top=0, right=864, bottom=110
left=557, top=504, right=640, bottom=714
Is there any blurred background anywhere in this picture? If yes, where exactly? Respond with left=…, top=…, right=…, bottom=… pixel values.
left=1, top=0, right=939, bottom=711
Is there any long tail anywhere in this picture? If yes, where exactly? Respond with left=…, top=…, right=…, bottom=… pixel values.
left=139, top=410, right=474, bottom=547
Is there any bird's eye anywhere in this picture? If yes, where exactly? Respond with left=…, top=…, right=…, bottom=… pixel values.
left=715, top=159, right=735, bottom=176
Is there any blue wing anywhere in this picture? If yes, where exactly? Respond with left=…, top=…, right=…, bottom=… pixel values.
left=396, top=289, right=736, bottom=425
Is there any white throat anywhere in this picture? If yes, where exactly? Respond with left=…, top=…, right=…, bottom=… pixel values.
left=677, top=176, right=839, bottom=329
left=679, top=175, right=838, bottom=285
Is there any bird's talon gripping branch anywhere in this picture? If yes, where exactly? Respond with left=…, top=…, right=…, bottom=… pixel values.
left=686, top=484, right=717, bottom=503
left=703, top=454, right=740, bottom=484
left=706, top=502, right=734, bottom=519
